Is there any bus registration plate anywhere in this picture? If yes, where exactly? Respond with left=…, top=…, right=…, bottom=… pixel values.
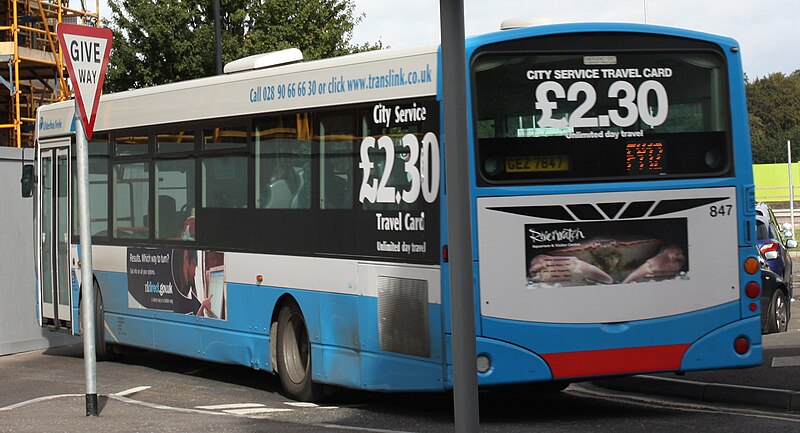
left=505, top=155, right=569, bottom=173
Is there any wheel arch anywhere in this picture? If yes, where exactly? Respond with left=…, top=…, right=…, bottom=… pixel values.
left=268, top=293, right=321, bottom=374
left=77, top=274, right=104, bottom=321
left=269, top=294, right=298, bottom=373
left=271, top=291, right=324, bottom=401
left=77, top=274, right=120, bottom=360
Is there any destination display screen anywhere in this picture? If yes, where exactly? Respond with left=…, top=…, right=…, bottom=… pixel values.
left=472, top=33, right=732, bottom=184
left=626, top=141, right=665, bottom=175
left=505, top=155, right=569, bottom=173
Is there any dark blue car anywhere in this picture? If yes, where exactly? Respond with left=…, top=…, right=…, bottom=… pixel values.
left=756, top=203, right=796, bottom=284
left=759, top=248, right=792, bottom=333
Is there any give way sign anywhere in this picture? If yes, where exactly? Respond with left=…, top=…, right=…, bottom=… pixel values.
left=56, top=23, right=113, bottom=139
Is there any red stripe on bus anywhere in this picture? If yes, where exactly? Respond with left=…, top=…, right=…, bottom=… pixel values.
left=541, top=344, right=691, bottom=379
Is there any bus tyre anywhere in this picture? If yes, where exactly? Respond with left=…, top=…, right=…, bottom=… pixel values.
left=80, top=281, right=118, bottom=361
left=276, top=300, right=321, bottom=402
left=92, top=281, right=118, bottom=361
left=766, top=289, right=789, bottom=334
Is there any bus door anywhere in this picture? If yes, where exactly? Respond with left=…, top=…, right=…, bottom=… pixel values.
left=38, top=138, right=74, bottom=329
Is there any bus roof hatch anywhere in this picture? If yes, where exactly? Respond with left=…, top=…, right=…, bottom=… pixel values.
left=223, top=48, right=303, bottom=74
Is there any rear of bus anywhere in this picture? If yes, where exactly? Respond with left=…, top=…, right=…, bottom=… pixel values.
left=465, top=23, right=760, bottom=386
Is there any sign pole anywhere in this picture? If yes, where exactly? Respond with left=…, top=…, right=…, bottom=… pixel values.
left=789, top=140, right=795, bottom=232
left=57, top=22, right=112, bottom=417
left=439, top=0, right=480, bottom=431
left=75, top=108, right=98, bottom=416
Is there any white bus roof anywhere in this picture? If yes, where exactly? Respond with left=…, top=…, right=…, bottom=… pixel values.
left=38, top=45, right=438, bottom=138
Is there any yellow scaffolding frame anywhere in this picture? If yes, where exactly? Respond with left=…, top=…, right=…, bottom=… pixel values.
left=0, top=0, right=99, bottom=147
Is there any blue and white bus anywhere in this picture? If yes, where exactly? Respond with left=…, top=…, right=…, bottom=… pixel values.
left=35, top=22, right=761, bottom=401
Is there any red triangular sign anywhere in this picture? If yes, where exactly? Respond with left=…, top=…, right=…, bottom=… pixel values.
left=57, top=23, right=113, bottom=139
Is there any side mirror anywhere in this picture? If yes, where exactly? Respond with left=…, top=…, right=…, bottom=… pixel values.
left=781, top=223, right=794, bottom=239
left=787, top=239, right=798, bottom=249
left=20, top=164, right=34, bottom=198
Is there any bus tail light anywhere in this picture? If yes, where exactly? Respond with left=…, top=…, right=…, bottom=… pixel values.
left=734, top=337, right=750, bottom=355
left=743, top=257, right=759, bottom=274
left=442, top=245, right=448, bottom=262
left=745, top=281, right=761, bottom=299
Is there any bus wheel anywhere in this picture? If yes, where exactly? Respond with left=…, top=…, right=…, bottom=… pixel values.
left=91, top=281, right=118, bottom=361
left=276, top=300, right=321, bottom=401
left=767, top=289, right=789, bottom=334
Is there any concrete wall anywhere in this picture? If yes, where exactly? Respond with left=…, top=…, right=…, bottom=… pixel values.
left=0, top=146, right=78, bottom=356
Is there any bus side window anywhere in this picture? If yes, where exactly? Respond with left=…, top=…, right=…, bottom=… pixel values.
left=202, top=126, right=248, bottom=210
left=259, top=146, right=296, bottom=209
left=155, top=158, right=195, bottom=240
left=112, top=161, right=149, bottom=239
left=318, top=112, right=354, bottom=210
left=202, top=155, right=248, bottom=209
left=72, top=134, right=110, bottom=238
left=158, top=195, right=179, bottom=238
left=254, top=114, right=312, bottom=209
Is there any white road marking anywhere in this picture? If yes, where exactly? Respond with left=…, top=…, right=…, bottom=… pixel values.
left=196, top=403, right=266, bottom=410
left=0, top=394, right=82, bottom=411
left=223, top=407, right=293, bottom=415
left=571, top=384, right=800, bottom=423
left=283, top=401, right=339, bottom=410
left=313, top=424, right=416, bottom=433
left=771, top=355, right=800, bottom=367
left=0, top=393, right=433, bottom=432
left=284, top=401, right=320, bottom=408
left=114, top=386, right=151, bottom=397
left=111, top=394, right=231, bottom=416
left=284, top=401, right=338, bottom=409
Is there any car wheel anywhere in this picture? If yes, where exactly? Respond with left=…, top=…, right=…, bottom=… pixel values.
left=767, top=289, right=789, bottom=334
left=276, top=300, right=321, bottom=401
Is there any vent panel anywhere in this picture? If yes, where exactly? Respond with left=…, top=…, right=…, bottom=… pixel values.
left=378, top=276, right=430, bottom=358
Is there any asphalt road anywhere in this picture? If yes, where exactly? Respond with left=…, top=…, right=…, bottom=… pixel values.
left=4, top=341, right=800, bottom=432
left=2, top=265, right=799, bottom=432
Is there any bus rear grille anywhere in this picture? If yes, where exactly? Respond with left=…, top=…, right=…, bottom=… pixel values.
left=377, top=276, right=430, bottom=358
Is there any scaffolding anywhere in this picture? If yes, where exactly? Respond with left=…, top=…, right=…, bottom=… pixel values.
left=0, top=0, right=98, bottom=148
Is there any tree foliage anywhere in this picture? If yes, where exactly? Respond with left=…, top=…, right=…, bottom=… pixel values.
left=747, top=70, right=800, bottom=163
left=104, top=0, right=382, bottom=92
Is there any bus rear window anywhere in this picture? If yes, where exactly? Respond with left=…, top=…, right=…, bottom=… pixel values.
left=473, top=46, right=731, bottom=184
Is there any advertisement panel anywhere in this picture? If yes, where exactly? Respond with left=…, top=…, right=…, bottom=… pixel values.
left=354, top=98, right=441, bottom=264
left=525, top=219, right=689, bottom=288
left=127, top=248, right=226, bottom=320
left=477, top=187, right=740, bottom=324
